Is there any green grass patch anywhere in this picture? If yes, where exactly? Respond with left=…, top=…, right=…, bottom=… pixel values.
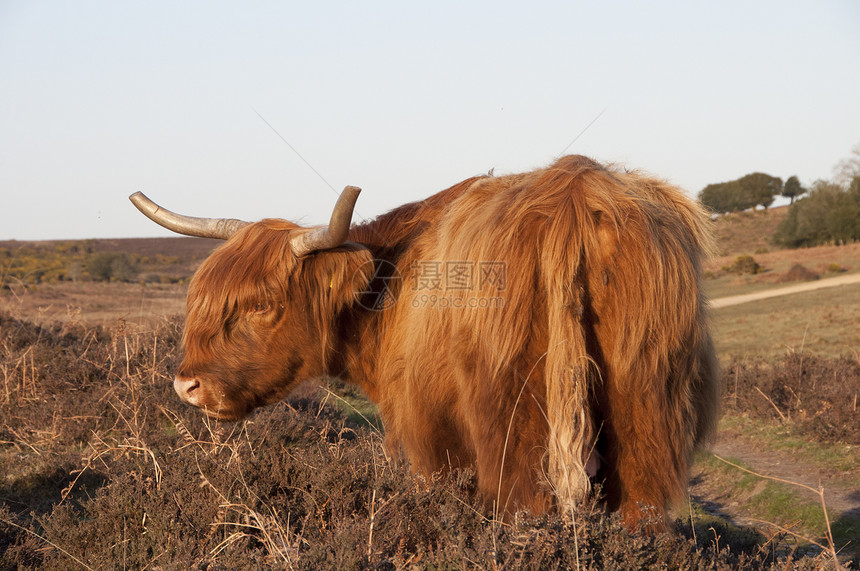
left=323, top=387, right=383, bottom=432
left=746, top=481, right=826, bottom=531
left=695, top=452, right=762, bottom=494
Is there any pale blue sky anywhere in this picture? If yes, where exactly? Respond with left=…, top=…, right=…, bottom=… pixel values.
left=2, top=1, right=858, bottom=240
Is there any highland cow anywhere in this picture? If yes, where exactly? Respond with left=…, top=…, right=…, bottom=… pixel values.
left=130, top=155, right=720, bottom=530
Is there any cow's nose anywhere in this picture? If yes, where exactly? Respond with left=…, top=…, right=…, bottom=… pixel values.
left=174, top=376, right=201, bottom=405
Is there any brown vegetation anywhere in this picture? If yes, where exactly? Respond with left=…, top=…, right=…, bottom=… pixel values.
left=0, top=237, right=217, bottom=287
left=1, top=311, right=848, bottom=568
left=779, top=263, right=820, bottom=283
left=724, top=353, right=860, bottom=446
left=723, top=254, right=763, bottom=275
left=704, top=242, right=860, bottom=300
left=710, top=282, right=860, bottom=360
left=0, top=281, right=187, bottom=328
left=705, top=235, right=860, bottom=277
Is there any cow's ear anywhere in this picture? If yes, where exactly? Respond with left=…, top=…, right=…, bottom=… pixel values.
left=301, top=243, right=374, bottom=311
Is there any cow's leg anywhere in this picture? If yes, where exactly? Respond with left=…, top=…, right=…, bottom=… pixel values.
left=391, top=406, right=472, bottom=476
left=461, top=378, right=554, bottom=517
left=469, top=431, right=553, bottom=516
left=599, top=380, right=688, bottom=532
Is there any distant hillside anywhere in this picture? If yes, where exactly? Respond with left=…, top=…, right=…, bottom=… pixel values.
left=0, top=236, right=220, bottom=261
left=3, top=207, right=790, bottom=276
left=710, top=206, right=789, bottom=256
left=0, top=237, right=221, bottom=286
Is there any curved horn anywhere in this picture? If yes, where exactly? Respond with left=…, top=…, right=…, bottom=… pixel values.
left=129, top=192, right=249, bottom=240
left=290, top=186, right=361, bottom=257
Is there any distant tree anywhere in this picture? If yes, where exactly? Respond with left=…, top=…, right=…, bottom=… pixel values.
left=87, top=253, right=116, bottom=281
left=829, top=175, right=860, bottom=243
left=86, top=253, right=138, bottom=282
left=699, top=172, right=782, bottom=214
left=736, top=172, right=782, bottom=210
left=699, top=182, right=733, bottom=214
left=833, top=141, right=860, bottom=187
left=67, top=260, right=83, bottom=282
left=774, top=178, right=860, bottom=247
left=110, top=254, right=138, bottom=282
left=781, top=175, right=804, bottom=204
left=726, top=179, right=756, bottom=211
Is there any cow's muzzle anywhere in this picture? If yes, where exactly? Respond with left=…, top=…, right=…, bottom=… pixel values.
left=174, top=375, right=201, bottom=406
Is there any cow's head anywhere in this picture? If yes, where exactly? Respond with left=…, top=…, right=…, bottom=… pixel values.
left=130, top=188, right=373, bottom=420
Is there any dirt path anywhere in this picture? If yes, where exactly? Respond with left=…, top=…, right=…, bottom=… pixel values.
left=689, top=424, right=860, bottom=552
left=710, top=273, right=860, bottom=308
left=710, top=431, right=859, bottom=517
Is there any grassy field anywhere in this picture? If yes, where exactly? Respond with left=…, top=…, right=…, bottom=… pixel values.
left=712, top=282, right=860, bottom=359
left=1, top=223, right=859, bottom=568
left=0, top=281, right=187, bottom=328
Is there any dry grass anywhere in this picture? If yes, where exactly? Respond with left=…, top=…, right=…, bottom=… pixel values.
left=711, top=282, right=860, bottom=360
left=0, top=281, right=187, bottom=328
left=1, top=310, right=845, bottom=569
left=709, top=207, right=790, bottom=257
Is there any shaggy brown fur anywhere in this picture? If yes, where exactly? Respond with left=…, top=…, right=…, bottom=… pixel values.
left=175, top=155, right=720, bottom=530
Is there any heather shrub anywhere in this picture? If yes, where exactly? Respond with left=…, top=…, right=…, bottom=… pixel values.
left=779, top=263, right=819, bottom=283
left=723, top=354, right=860, bottom=445
left=0, top=313, right=851, bottom=568
left=723, top=254, right=762, bottom=275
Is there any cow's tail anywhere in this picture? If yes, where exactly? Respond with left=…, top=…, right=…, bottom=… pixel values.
left=542, top=262, right=597, bottom=515
left=537, top=164, right=601, bottom=515
left=537, top=155, right=719, bottom=522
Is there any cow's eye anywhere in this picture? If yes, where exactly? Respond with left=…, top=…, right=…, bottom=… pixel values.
left=251, top=303, right=271, bottom=314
